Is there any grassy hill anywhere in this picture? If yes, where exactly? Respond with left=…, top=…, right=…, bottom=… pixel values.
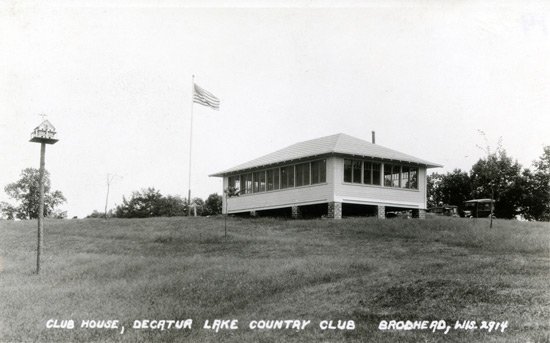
left=0, top=216, right=548, bottom=342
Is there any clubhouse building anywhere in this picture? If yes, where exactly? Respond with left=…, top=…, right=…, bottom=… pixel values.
left=210, top=133, right=441, bottom=219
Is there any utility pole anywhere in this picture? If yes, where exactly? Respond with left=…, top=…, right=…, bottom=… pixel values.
left=490, top=188, right=494, bottom=228
left=224, top=186, right=239, bottom=240
left=104, top=173, right=122, bottom=219
left=29, top=116, right=59, bottom=274
left=476, top=130, right=501, bottom=229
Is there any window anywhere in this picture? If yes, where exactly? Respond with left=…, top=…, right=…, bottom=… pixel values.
left=364, top=162, right=372, bottom=184
left=281, top=167, right=288, bottom=189
left=342, top=160, right=417, bottom=189
left=383, top=164, right=401, bottom=187
left=384, top=164, right=393, bottom=186
left=234, top=160, right=326, bottom=194
left=240, top=175, right=245, bottom=193
left=295, top=162, right=310, bottom=187
left=311, top=161, right=320, bottom=184
left=409, top=167, right=418, bottom=189
left=391, top=165, right=400, bottom=187
left=281, top=165, right=294, bottom=189
left=344, top=159, right=352, bottom=182
left=363, top=161, right=381, bottom=185
left=252, top=172, right=260, bottom=193
left=372, top=162, right=381, bottom=185
left=259, top=171, right=266, bottom=192
left=253, top=171, right=266, bottom=192
left=228, top=175, right=240, bottom=192
left=311, top=159, right=326, bottom=184
left=401, top=166, right=409, bottom=188
left=266, top=168, right=279, bottom=191
left=240, top=173, right=252, bottom=194
left=319, top=160, right=326, bottom=183
left=345, top=159, right=367, bottom=184
left=352, top=160, right=362, bottom=183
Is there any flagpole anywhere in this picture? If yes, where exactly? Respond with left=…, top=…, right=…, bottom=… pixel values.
left=188, top=75, right=195, bottom=216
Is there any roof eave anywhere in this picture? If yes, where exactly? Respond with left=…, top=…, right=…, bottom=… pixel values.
left=209, top=153, right=331, bottom=177
left=210, top=153, right=443, bottom=177
left=333, top=152, right=442, bottom=169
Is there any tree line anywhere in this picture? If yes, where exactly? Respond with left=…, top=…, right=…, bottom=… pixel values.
left=428, top=146, right=550, bottom=220
left=87, top=188, right=223, bottom=218
left=0, top=168, right=222, bottom=220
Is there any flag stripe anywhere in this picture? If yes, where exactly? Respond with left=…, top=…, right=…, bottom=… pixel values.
left=194, top=98, right=219, bottom=109
left=193, top=94, right=220, bottom=105
left=195, top=84, right=218, bottom=101
left=193, top=97, right=220, bottom=109
left=194, top=90, right=218, bottom=103
left=194, top=94, right=220, bottom=106
left=193, top=83, right=220, bottom=110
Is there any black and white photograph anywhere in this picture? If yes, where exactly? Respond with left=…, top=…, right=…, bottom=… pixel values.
left=1, top=0, right=549, bottom=342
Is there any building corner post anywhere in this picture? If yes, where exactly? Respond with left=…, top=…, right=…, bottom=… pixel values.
left=328, top=202, right=342, bottom=219
left=291, top=206, right=301, bottom=219
left=377, top=205, right=386, bottom=219
left=412, top=209, right=426, bottom=219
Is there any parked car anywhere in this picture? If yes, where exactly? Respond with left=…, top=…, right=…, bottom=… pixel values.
left=428, top=205, right=459, bottom=217
left=463, top=199, right=495, bottom=218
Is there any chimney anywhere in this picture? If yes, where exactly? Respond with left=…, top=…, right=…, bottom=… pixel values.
left=371, top=131, right=376, bottom=144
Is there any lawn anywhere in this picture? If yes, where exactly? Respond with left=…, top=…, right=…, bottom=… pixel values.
left=0, top=216, right=548, bottom=342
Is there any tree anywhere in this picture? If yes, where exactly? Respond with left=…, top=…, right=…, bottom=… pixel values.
left=203, top=193, right=222, bottom=216
left=157, top=195, right=187, bottom=217
left=114, top=188, right=188, bottom=218
left=191, top=197, right=205, bottom=216
left=533, top=146, right=550, bottom=173
left=0, top=202, right=18, bottom=220
left=428, top=144, right=550, bottom=221
left=523, top=146, right=550, bottom=221
left=86, top=209, right=115, bottom=219
left=115, top=188, right=163, bottom=218
left=427, top=169, right=471, bottom=214
left=3, top=168, right=66, bottom=219
left=427, top=172, right=443, bottom=209
left=470, top=149, right=522, bottom=219
left=517, top=168, right=550, bottom=221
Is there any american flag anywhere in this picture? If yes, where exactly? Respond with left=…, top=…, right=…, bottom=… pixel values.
left=193, top=83, right=220, bottom=110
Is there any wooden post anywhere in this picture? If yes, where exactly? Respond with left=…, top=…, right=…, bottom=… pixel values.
left=490, top=189, right=494, bottom=228
left=188, top=75, right=195, bottom=216
left=36, top=142, right=46, bottom=274
left=30, top=118, right=58, bottom=274
left=104, top=176, right=110, bottom=219
left=224, top=192, right=228, bottom=239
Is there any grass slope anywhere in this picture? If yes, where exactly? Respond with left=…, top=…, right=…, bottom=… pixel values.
left=0, top=217, right=548, bottom=342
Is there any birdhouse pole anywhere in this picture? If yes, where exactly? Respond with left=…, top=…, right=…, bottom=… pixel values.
left=30, top=117, right=58, bottom=274
left=37, top=142, right=46, bottom=274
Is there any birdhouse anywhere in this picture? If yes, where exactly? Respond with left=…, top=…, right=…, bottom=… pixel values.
left=30, top=120, right=58, bottom=144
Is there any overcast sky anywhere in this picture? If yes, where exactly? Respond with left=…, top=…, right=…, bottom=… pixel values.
left=1, top=0, right=549, bottom=218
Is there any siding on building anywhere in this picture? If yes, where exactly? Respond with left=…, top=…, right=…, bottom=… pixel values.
left=225, top=183, right=332, bottom=213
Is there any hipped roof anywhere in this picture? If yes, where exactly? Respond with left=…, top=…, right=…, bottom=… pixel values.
left=34, top=120, right=56, bottom=131
left=210, top=133, right=442, bottom=177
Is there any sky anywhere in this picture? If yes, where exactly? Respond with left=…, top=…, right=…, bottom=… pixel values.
left=1, top=0, right=549, bottom=218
